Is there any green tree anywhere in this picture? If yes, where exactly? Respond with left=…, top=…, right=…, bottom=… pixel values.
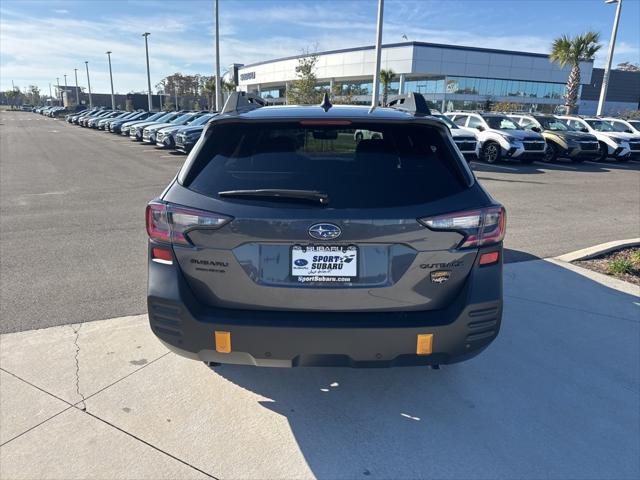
left=549, top=32, right=601, bottom=114
left=200, top=76, right=216, bottom=110
left=287, top=51, right=322, bottom=105
left=379, top=69, right=395, bottom=106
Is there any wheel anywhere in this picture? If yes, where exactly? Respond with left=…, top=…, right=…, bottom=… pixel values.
left=597, top=142, right=608, bottom=162
left=543, top=143, right=558, bottom=163
left=355, top=132, right=363, bottom=142
left=481, top=142, right=501, bottom=164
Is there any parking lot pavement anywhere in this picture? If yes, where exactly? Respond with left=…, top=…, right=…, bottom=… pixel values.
left=1, top=111, right=640, bottom=333
left=1, top=260, right=638, bottom=480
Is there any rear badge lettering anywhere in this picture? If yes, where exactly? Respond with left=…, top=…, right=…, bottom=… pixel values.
left=191, top=258, right=228, bottom=274
left=430, top=271, right=451, bottom=284
left=421, top=260, right=463, bottom=269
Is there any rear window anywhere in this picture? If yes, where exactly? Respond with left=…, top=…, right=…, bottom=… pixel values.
left=182, top=122, right=467, bottom=208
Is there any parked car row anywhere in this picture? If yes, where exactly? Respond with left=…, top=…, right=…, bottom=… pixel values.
left=31, top=106, right=218, bottom=154
left=443, top=111, right=640, bottom=163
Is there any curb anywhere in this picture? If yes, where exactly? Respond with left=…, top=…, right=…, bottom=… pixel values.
left=553, top=238, right=640, bottom=263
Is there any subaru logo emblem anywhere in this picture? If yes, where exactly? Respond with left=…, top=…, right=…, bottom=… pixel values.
left=308, top=223, right=341, bottom=240
left=294, top=259, right=308, bottom=267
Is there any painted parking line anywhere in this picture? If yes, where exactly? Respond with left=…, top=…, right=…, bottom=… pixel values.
left=542, top=163, right=578, bottom=170
left=470, top=162, right=519, bottom=171
left=142, top=149, right=159, bottom=152
left=584, top=160, right=635, bottom=169
left=160, top=155, right=176, bottom=158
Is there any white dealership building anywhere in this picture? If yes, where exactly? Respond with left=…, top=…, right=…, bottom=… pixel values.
left=232, top=41, right=638, bottom=114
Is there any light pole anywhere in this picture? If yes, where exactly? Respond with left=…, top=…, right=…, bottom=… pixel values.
left=84, top=61, right=93, bottom=108
left=49, top=83, right=52, bottom=106
left=214, top=0, right=222, bottom=110
left=106, top=51, right=115, bottom=110
left=142, top=32, right=153, bottom=111
left=73, top=68, right=79, bottom=105
left=597, top=0, right=623, bottom=116
left=56, top=77, right=60, bottom=105
left=63, top=74, right=67, bottom=106
left=370, top=0, right=384, bottom=111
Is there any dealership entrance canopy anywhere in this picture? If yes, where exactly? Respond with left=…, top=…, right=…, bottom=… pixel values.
left=233, top=41, right=612, bottom=113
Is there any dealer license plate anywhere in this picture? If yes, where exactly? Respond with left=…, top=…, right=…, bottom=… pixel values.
left=291, top=245, right=358, bottom=282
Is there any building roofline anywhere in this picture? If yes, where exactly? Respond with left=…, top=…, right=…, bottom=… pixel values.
left=240, top=41, right=568, bottom=70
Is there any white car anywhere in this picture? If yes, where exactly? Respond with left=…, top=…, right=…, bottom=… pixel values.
left=445, top=112, right=546, bottom=164
left=558, top=116, right=635, bottom=162
left=602, top=117, right=640, bottom=135
left=433, top=114, right=479, bottom=160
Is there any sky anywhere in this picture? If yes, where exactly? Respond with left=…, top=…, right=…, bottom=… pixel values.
left=1, top=0, right=639, bottom=95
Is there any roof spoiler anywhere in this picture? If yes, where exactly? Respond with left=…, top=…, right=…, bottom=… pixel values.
left=387, top=92, right=431, bottom=116
left=221, top=92, right=266, bottom=115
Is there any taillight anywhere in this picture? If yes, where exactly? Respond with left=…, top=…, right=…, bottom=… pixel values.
left=419, top=206, right=506, bottom=248
left=145, top=201, right=232, bottom=246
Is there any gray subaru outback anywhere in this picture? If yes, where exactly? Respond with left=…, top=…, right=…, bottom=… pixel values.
left=146, top=92, right=505, bottom=368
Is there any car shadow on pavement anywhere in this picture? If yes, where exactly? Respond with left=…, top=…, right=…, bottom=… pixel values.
left=471, top=159, right=640, bottom=175
left=210, top=259, right=639, bottom=479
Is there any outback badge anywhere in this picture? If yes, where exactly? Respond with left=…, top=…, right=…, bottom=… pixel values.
left=430, top=270, right=451, bottom=284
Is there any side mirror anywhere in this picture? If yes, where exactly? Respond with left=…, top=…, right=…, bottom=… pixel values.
left=581, top=128, right=588, bottom=133
left=531, top=126, right=542, bottom=133
left=476, top=125, right=484, bottom=132
left=625, top=129, right=633, bottom=134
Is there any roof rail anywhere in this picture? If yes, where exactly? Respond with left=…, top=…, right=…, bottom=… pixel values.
left=221, top=91, right=266, bottom=115
left=386, top=92, right=431, bottom=116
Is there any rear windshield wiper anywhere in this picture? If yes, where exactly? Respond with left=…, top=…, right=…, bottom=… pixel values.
left=218, top=189, right=330, bottom=206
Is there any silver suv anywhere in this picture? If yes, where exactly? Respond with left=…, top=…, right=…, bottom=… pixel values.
left=445, top=112, right=546, bottom=164
left=146, top=93, right=505, bottom=368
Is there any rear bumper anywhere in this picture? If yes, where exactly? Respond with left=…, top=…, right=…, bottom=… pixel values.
left=147, top=246, right=503, bottom=368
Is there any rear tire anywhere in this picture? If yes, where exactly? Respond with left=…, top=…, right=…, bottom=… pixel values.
left=355, top=132, right=363, bottom=142
left=482, top=142, right=501, bottom=164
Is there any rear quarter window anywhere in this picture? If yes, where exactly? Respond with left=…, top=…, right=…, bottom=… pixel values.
left=181, top=121, right=468, bottom=209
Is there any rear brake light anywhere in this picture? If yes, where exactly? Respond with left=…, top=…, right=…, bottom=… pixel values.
left=419, top=206, right=506, bottom=248
left=145, top=201, right=232, bottom=245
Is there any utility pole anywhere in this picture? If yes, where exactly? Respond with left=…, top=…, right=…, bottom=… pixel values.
left=84, top=62, right=93, bottom=108
left=214, top=0, right=222, bottom=111
left=106, top=51, right=115, bottom=109
left=143, top=32, right=153, bottom=111
left=370, top=0, right=384, bottom=111
left=63, top=74, right=68, bottom=107
left=73, top=69, right=79, bottom=105
left=597, top=0, right=623, bottom=116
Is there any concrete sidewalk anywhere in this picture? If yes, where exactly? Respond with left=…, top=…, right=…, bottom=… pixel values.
left=1, top=259, right=638, bottom=480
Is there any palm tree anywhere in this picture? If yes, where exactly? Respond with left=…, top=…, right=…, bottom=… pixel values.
left=379, top=69, right=395, bottom=106
left=549, top=32, right=601, bottom=114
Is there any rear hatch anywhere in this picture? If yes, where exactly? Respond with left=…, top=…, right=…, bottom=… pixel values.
left=160, top=118, right=498, bottom=312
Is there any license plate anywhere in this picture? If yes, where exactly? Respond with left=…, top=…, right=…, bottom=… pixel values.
left=291, top=245, right=358, bottom=282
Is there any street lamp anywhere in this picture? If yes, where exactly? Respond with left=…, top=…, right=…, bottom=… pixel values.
left=63, top=74, right=67, bottom=106
left=214, top=0, right=222, bottom=111
left=142, top=32, right=152, bottom=111
left=49, top=83, right=52, bottom=106
left=84, top=61, right=93, bottom=109
left=370, top=0, right=385, bottom=111
left=106, top=51, right=115, bottom=110
left=73, top=68, right=79, bottom=105
left=597, top=0, right=623, bottom=116
left=56, top=77, right=60, bottom=105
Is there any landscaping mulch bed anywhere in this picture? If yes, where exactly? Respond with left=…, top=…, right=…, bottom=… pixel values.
left=574, top=247, right=640, bottom=286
